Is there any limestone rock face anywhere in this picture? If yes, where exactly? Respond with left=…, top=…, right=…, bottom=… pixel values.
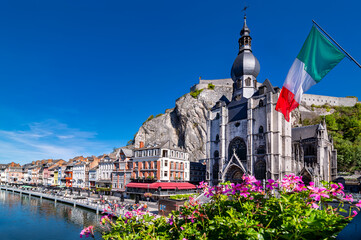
left=134, top=86, right=233, bottom=161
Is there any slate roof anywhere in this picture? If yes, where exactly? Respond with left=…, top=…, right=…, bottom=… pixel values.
left=227, top=97, right=248, bottom=122
left=121, top=148, right=133, bottom=158
left=292, top=124, right=319, bottom=141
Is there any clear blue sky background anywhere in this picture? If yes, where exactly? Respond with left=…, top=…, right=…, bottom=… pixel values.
left=0, top=0, right=360, bottom=164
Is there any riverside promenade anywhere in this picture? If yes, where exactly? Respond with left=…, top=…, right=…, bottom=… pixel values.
left=0, top=186, right=159, bottom=216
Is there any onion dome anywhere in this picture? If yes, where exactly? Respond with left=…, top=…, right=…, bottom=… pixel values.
left=231, top=16, right=260, bottom=81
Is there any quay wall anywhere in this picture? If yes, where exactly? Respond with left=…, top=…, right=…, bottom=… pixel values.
left=0, top=187, right=103, bottom=214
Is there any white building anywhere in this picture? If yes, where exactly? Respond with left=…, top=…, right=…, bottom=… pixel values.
left=73, top=162, right=88, bottom=188
left=97, top=155, right=114, bottom=188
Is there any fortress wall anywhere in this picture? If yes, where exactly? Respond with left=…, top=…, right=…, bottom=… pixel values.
left=301, top=94, right=357, bottom=107
left=190, top=78, right=233, bottom=92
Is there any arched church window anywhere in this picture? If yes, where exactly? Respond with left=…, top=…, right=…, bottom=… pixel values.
left=259, top=126, right=264, bottom=134
left=228, top=137, right=247, bottom=161
left=215, top=113, right=220, bottom=120
left=257, top=146, right=266, bottom=154
left=214, top=150, right=219, bottom=159
left=235, top=122, right=240, bottom=127
left=213, top=151, right=219, bottom=181
left=245, top=77, right=251, bottom=86
left=255, top=160, right=266, bottom=180
left=215, top=134, right=219, bottom=142
left=259, top=100, right=264, bottom=107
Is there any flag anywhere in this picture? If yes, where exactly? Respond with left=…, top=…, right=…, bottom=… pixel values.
left=275, top=25, right=345, bottom=121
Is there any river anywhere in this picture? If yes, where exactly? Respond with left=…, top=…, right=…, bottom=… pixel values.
left=0, top=190, right=103, bottom=240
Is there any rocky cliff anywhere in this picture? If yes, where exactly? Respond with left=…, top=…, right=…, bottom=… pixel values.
left=133, top=81, right=341, bottom=161
left=134, top=86, right=233, bottom=161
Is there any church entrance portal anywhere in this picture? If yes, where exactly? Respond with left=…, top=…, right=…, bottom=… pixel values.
left=225, top=165, right=244, bottom=183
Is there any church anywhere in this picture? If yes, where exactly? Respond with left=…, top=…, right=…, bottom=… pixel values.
left=205, top=16, right=337, bottom=186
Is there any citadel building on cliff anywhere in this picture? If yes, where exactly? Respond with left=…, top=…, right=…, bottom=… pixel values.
left=205, top=16, right=338, bottom=186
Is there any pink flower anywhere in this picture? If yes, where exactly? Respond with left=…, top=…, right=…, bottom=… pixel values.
left=356, top=200, right=361, bottom=208
left=180, top=227, right=184, bottom=231
left=329, top=183, right=345, bottom=197
left=100, top=215, right=111, bottom=225
left=352, top=210, right=358, bottom=217
left=309, top=187, right=330, bottom=201
left=266, top=179, right=278, bottom=190
left=311, top=202, right=319, bottom=209
left=343, top=194, right=354, bottom=202
left=80, top=226, right=94, bottom=238
left=182, top=238, right=188, bottom=240
left=280, top=174, right=304, bottom=191
left=198, top=181, right=208, bottom=189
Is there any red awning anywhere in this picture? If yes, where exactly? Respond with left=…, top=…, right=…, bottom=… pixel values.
left=126, top=182, right=196, bottom=190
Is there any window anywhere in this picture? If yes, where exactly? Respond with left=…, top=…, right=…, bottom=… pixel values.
left=245, top=77, right=251, bottom=86
left=162, top=150, right=168, bottom=157
left=237, top=79, right=242, bottom=88
left=215, top=134, right=219, bottom=142
left=164, top=160, right=168, bottom=167
left=164, top=171, right=168, bottom=177
left=259, top=126, right=264, bottom=134
left=259, top=100, right=264, bottom=107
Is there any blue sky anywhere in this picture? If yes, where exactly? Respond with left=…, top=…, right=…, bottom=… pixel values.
left=0, top=0, right=360, bottom=164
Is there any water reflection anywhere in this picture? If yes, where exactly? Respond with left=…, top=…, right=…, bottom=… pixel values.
left=0, top=190, right=103, bottom=240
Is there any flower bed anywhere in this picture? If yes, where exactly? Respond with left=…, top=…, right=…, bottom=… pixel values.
left=81, top=174, right=361, bottom=239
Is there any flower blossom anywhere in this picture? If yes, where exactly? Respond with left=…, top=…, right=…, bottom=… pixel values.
left=356, top=200, right=361, bottom=208
left=343, top=194, right=354, bottom=202
left=266, top=179, right=278, bottom=190
left=80, top=226, right=94, bottom=238
left=352, top=210, right=358, bottom=217
left=309, top=187, right=330, bottom=201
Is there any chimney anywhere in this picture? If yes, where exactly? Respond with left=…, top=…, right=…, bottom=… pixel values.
left=139, top=141, right=144, bottom=148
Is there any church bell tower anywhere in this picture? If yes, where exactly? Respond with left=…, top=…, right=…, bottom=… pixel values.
left=231, top=16, right=260, bottom=100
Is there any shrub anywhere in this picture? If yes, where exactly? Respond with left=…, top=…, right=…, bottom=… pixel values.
left=146, top=115, right=154, bottom=122
left=155, top=113, right=163, bottom=118
left=82, top=174, right=360, bottom=239
left=169, top=193, right=197, bottom=200
left=190, top=89, right=204, bottom=98
left=207, top=83, right=215, bottom=90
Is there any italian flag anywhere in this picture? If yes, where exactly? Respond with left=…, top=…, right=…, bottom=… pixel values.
left=276, top=26, right=345, bottom=121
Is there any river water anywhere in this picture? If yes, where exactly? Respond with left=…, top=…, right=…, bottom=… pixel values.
left=0, top=190, right=103, bottom=240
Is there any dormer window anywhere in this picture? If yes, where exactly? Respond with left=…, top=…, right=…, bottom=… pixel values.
left=245, top=77, right=251, bottom=86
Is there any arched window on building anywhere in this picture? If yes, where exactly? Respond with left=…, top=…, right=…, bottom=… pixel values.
left=245, top=77, right=251, bottom=86
left=213, top=151, right=220, bottom=181
left=259, top=126, right=264, bottom=134
left=255, top=160, right=266, bottom=180
left=215, top=134, right=219, bottom=142
left=228, top=137, right=247, bottom=161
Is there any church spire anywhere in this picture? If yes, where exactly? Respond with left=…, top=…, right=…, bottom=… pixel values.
left=238, top=16, right=252, bottom=53
left=231, top=15, right=260, bottom=100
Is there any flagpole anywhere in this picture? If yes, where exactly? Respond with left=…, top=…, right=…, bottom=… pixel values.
left=312, top=19, right=361, bottom=68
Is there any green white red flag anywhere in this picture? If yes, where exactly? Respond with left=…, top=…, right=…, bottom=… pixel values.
left=275, top=26, right=345, bottom=121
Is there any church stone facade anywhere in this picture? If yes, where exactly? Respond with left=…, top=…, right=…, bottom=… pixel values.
left=206, top=16, right=337, bottom=186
